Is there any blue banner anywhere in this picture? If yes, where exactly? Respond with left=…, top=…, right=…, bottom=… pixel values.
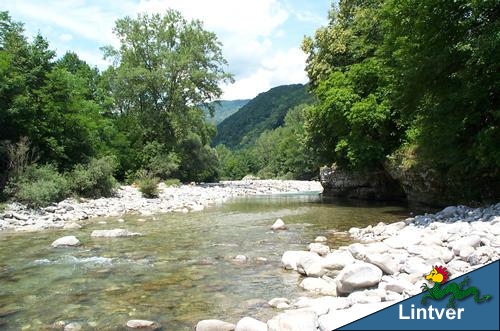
left=339, top=260, right=499, bottom=330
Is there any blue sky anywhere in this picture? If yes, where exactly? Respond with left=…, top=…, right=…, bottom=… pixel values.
left=1, top=0, right=332, bottom=99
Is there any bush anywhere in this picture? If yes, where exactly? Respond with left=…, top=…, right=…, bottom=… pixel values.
left=138, top=176, right=160, bottom=198
left=164, top=178, right=181, bottom=187
left=7, top=164, right=69, bottom=208
left=69, top=156, right=118, bottom=198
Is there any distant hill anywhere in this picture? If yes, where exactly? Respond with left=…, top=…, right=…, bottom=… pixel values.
left=213, top=84, right=315, bottom=148
left=204, top=99, right=250, bottom=125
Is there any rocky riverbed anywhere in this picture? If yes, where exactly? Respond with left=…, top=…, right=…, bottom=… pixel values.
left=0, top=180, right=323, bottom=232
left=196, top=203, right=500, bottom=331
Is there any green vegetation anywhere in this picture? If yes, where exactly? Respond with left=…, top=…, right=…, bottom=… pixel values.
left=138, top=177, right=160, bottom=199
left=204, top=99, right=250, bottom=124
left=68, top=156, right=118, bottom=199
left=217, top=104, right=317, bottom=180
left=1, top=10, right=232, bottom=206
left=6, top=164, right=68, bottom=208
left=214, top=84, right=316, bottom=148
left=300, top=0, right=499, bottom=203
left=1, top=0, right=498, bottom=206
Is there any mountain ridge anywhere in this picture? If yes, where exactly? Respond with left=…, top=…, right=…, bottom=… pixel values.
left=213, top=83, right=315, bottom=148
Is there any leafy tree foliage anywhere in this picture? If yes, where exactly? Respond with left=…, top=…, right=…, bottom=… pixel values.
left=217, top=105, right=317, bottom=180
left=102, top=10, right=232, bottom=181
left=302, top=0, right=499, bottom=202
left=302, top=1, right=400, bottom=170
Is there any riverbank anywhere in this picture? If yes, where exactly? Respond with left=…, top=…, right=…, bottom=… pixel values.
left=196, top=203, right=500, bottom=330
left=0, top=180, right=323, bottom=232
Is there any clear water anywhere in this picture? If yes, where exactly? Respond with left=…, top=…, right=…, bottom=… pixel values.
left=0, top=194, right=408, bottom=330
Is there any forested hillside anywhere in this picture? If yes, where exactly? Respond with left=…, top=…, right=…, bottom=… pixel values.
left=213, top=84, right=315, bottom=148
left=204, top=99, right=249, bottom=125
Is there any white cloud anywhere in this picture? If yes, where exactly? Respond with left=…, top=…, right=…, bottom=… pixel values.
left=222, top=46, right=307, bottom=100
left=59, top=33, right=73, bottom=42
left=2, top=0, right=324, bottom=100
left=136, top=0, right=289, bottom=38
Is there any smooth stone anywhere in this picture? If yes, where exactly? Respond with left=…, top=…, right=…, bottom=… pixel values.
left=318, top=302, right=394, bottom=331
left=297, top=252, right=325, bottom=277
left=126, top=319, right=160, bottom=330
left=314, top=236, right=327, bottom=242
left=233, top=255, right=248, bottom=262
left=51, top=236, right=81, bottom=248
left=308, top=243, right=330, bottom=256
left=196, top=319, right=236, bottom=331
left=271, top=218, right=286, bottom=230
left=364, top=253, right=398, bottom=275
left=268, top=298, right=290, bottom=309
left=379, top=276, right=415, bottom=294
left=64, top=322, right=82, bottom=331
left=235, top=317, right=267, bottom=331
left=91, top=229, right=141, bottom=238
left=281, top=251, right=315, bottom=270
left=267, top=310, right=319, bottom=331
left=322, top=250, right=355, bottom=271
left=299, top=277, right=337, bottom=296
left=451, top=235, right=482, bottom=255
left=335, top=262, right=383, bottom=294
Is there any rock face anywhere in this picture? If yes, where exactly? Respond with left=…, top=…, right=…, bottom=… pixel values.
left=51, top=236, right=81, bottom=248
left=91, top=229, right=141, bottom=238
left=196, top=319, right=236, bottom=331
left=319, top=164, right=405, bottom=201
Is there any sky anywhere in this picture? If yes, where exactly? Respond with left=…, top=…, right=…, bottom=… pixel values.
left=1, top=0, right=332, bottom=100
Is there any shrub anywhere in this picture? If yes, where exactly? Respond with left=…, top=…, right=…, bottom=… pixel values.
left=7, top=164, right=69, bottom=208
left=138, top=176, right=160, bottom=198
left=164, top=178, right=181, bottom=187
left=69, top=156, right=118, bottom=198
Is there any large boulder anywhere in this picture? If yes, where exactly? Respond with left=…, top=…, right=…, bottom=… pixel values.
left=308, top=243, right=330, bottom=256
left=322, top=250, right=356, bottom=271
left=335, top=262, right=383, bottom=294
left=281, top=251, right=316, bottom=271
left=51, top=235, right=81, bottom=248
left=297, top=252, right=325, bottom=277
left=364, top=253, right=399, bottom=275
left=300, top=277, right=337, bottom=296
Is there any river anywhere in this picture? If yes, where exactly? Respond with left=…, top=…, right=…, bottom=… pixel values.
left=0, top=193, right=408, bottom=330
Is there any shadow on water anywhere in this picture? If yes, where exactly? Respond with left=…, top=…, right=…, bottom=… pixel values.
left=0, top=193, right=410, bottom=330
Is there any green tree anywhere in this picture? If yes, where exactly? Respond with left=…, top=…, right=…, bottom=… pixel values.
left=102, top=10, right=232, bottom=181
left=302, top=1, right=401, bottom=170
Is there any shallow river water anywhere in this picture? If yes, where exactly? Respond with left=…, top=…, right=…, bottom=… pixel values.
left=0, top=193, right=408, bottom=330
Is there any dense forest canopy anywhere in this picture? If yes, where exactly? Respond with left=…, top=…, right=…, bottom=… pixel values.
left=301, top=0, right=499, bottom=203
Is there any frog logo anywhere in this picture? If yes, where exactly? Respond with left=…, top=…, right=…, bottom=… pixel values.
left=420, top=265, right=491, bottom=308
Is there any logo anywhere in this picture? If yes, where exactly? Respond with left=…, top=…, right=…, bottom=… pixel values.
left=421, top=265, right=491, bottom=308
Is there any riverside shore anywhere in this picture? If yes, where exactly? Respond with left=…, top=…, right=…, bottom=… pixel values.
left=196, top=203, right=500, bottom=331
left=0, top=180, right=323, bottom=232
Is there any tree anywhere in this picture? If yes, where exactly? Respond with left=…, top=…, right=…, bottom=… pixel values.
left=381, top=0, right=500, bottom=200
left=302, top=0, right=401, bottom=170
left=102, top=10, right=233, bottom=181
